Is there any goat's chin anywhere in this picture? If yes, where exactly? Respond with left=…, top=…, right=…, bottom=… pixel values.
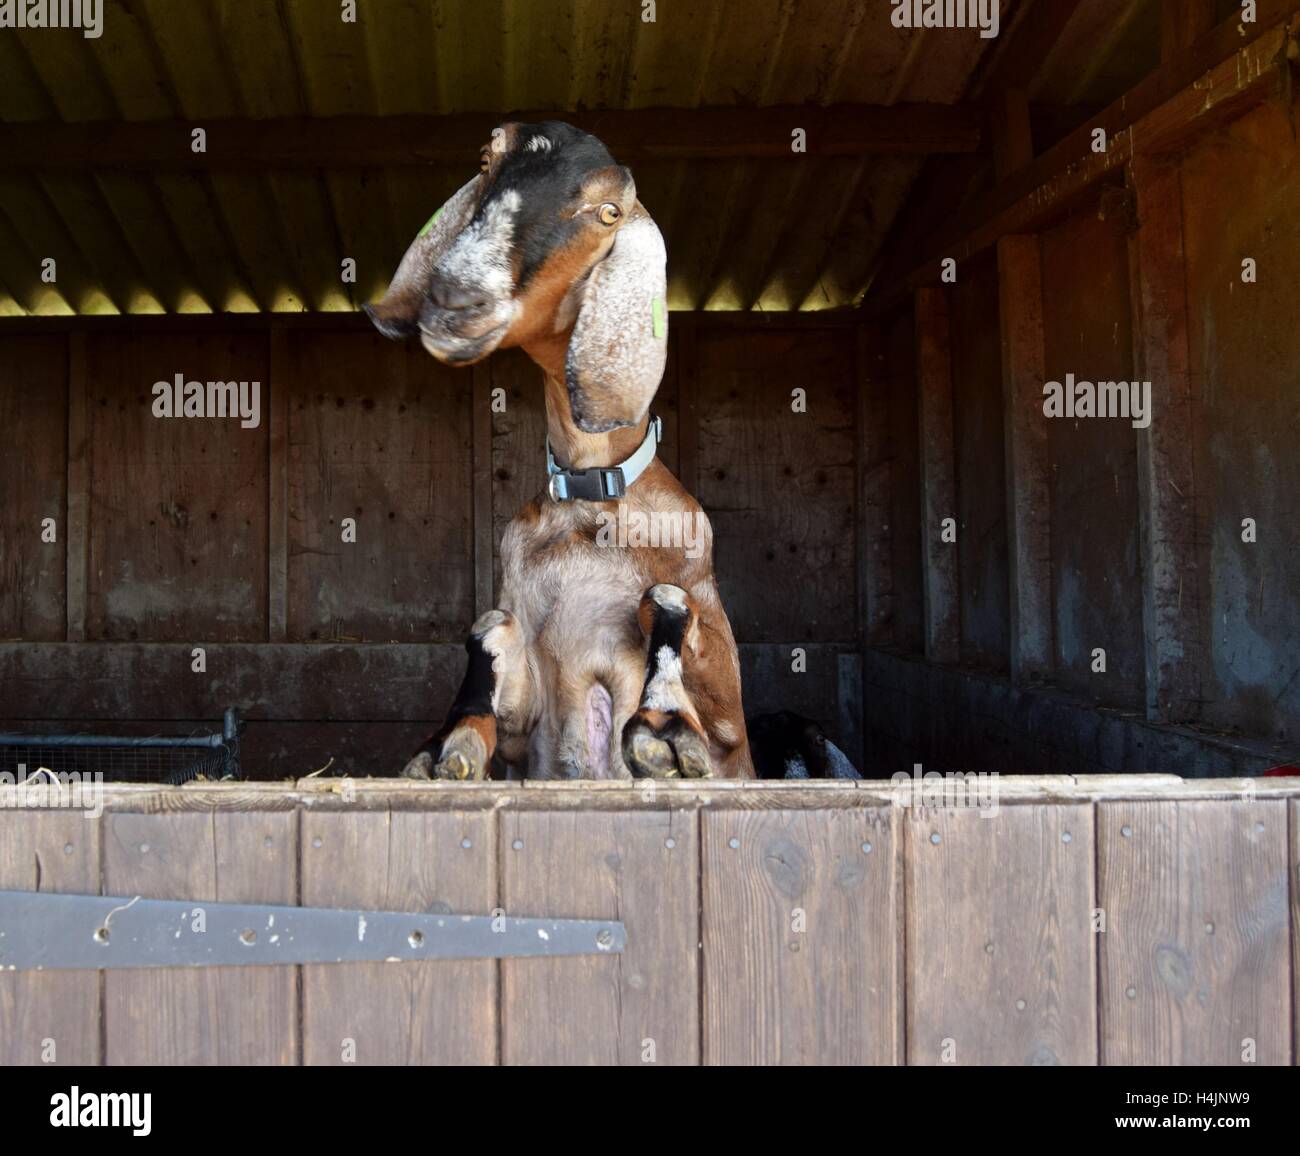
left=419, top=324, right=507, bottom=367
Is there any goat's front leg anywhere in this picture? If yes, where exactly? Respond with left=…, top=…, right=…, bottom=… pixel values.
left=622, top=584, right=714, bottom=779
left=402, top=608, right=529, bottom=781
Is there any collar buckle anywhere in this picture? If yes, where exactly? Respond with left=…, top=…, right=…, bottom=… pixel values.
left=546, top=414, right=659, bottom=504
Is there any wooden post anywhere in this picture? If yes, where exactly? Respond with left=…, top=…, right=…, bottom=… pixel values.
left=914, top=288, right=959, bottom=665
left=857, top=324, right=893, bottom=646
left=1126, top=154, right=1201, bottom=724
left=65, top=332, right=88, bottom=643
left=997, top=235, right=1053, bottom=683
left=267, top=326, right=289, bottom=641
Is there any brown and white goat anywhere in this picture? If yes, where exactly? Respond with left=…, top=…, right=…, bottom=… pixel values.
left=367, top=121, right=753, bottom=780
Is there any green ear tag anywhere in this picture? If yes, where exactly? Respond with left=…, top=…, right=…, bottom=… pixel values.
left=418, top=206, right=444, bottom=238
left=652, top=296, right=666, bottom=339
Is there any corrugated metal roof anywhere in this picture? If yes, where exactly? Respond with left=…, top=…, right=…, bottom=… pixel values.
left=0, top=0, right=1151, bottom=316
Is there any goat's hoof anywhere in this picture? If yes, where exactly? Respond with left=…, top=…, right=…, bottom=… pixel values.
left=623, top=712, right=713, bottom=779
left=401, top=751, right=434, bottom=780
left=427, top=726, right=491, bottom=782
left=434, top=750, right=474, bottom=781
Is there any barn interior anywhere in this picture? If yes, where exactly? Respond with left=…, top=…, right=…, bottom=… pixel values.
left=0, top=0, right=1297, bottom=781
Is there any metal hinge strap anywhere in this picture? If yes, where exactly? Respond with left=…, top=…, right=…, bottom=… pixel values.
left=0, top=891, right=626, bottom=970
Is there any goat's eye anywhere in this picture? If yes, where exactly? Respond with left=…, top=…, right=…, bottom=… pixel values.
left=598, top=203, right=621, bottom=226
left=480, top=151, right=490, bottom=173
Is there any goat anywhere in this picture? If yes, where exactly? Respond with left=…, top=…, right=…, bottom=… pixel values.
left=746, top=712, right=861, bottom=780
left=366, top=121, right=753, bottom=780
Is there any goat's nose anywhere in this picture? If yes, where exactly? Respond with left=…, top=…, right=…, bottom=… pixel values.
left=428, top=271, right=488, bottom=312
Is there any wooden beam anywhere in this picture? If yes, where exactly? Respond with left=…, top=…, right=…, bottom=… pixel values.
left=996, top=236, right=1053, bottom=685
left=0, top=104, right=985, bottom=171
left=914, top=289, right=959, bottom=665
left=867, top=7, right=1300, bottom=314
left=1126, top=155, right=1202, bottom=725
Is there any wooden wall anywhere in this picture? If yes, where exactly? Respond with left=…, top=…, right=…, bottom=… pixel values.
left=0, top=777, right=1295, bottom=1066
left=867, top=82, right=1300, bottom=775
left=0, top=316, right=866, bottom=776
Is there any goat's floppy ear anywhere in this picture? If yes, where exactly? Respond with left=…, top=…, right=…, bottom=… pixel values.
left=565, top=204, right=668, bottom=433
left=365, top=176, right=480, bottom=338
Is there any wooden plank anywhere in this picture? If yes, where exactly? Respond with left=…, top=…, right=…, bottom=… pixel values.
left=65, top=332, right=87, bottom=642
left=1126, top=156, right=1201, bottom=724
left=914, top=288, right=959, bottom=664
left=285, top=329, right=473, bottom=642
left=855, top=325, right=890, bottom=646
left=1098, top=799, right=1292, bottom=1065
left=1160, top=0, right=1217, bottom=64
left=996, top=235, right=1052, bottom=682
left=85, top=332, right=270, bottom=641
left=0, top=310, right=863, bottom=336
left=267, top=327, right=289, bottom=641
left=1292, top=798, right=1299, bottom=1066
left=702, top=806, right=897, bottom=1064
left=696, top=328, right=857, bottom=643
left=0, top=810, right=101, bottom=1065
left=906, top=803, right=1097, bottom=1065
left=0, top=335, right=68, bottom=641
left=301, top=810, right=497, bottom=1065
left=0, top=642, right=481, bottom=723
left=0, top=104, right=986, bottom=172
left=103, top=810, right=298, bottom=1064
left=9, top=778, right=1300, bottom=817
left=501, top=809, right=699, bottom=1065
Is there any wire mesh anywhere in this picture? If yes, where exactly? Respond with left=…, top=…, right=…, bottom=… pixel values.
left=0, top=713, right=242, bottom=785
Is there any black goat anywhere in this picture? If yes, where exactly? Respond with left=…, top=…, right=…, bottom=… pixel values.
left=746, top=711, right=861, bottom=780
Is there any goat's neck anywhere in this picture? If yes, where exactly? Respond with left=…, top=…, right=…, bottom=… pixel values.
left=524, top=330, right=650, bottom=471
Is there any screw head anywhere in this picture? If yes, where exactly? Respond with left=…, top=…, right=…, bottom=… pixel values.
left=512, top=839, right=523, bottom=851
left=728, top=837, right=740, bottom=850
left=596, top=929, right=614, bottom=948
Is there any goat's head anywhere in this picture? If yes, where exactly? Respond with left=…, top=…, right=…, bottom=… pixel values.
left=366, top=121, right=668, bottom=433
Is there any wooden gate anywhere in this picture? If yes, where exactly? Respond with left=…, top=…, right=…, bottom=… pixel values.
left=0, top=776, right=1295, bottom=1065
